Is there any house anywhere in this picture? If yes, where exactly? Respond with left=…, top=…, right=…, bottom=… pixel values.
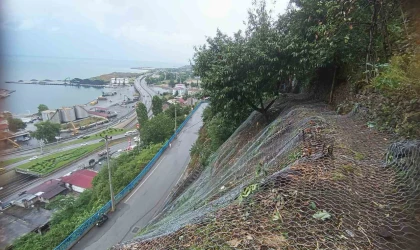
left=172, top=84, right=187, bottom=96
left=60, top=169, right=98, bottom=193
left=185, top=97, right=198, bottom=106
left=27, top=179, right=67, bottom=203
left=12, top=194, right=38, bottom=208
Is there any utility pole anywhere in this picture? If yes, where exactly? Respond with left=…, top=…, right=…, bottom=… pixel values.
left=39, top=139, right=44, bottom=154
left=104, top=135, right=115, bottom=212
left=174, top=104, right=177, bottom=133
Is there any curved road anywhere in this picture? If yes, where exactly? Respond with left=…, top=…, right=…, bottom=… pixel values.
left=72, top=103, right=208, bottom=250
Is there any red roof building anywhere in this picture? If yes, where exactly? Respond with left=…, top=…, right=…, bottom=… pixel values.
left=60, top=169, right=98, bottom=193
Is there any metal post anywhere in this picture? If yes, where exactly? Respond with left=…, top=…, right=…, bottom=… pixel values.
left=174, top=104, right=177, bottom=133
left=105, top=136, right=115, bottom=212
left=39, top=139, right=43, bottom=154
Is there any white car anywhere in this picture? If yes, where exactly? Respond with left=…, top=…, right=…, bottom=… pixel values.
left=117, top=149, right=123, bottom=153
left=29, top=156, right=38, bottom=161
left=80, top=143, right=88, bottom=146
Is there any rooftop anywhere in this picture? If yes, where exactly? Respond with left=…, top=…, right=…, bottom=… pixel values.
left=0, top=206, right=52, bottom=249
left=60, top=169, right=97, bottom=189
left=27, top=179, right=67, bottom=200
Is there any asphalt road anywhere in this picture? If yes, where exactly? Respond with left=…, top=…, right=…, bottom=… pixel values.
left=3, top=134, right=129, bottom=171
left=134, top=76, right=156, bottom=117
left=72, top=103, right=207, bottom=250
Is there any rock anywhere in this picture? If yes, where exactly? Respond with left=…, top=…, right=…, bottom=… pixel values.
left=377, top=226, right=392, bottom=239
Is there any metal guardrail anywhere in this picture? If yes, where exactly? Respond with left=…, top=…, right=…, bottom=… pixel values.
left=54, top=100, right=206, bottom=250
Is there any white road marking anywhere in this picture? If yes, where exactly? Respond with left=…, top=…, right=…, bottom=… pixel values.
left=125, top=156, right=167, bottom=203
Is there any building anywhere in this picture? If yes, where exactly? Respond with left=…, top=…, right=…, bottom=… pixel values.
left=185, top=97, right=199, bottom=106
left=27, top=179, right=67, bottom=203
left=12, top=194, right=38, bottom=208
left=60, top=169, right=98, bottom=193
left=41, top=110, right=61, bottom=123
left=173, top=84, right=187, bottom=96
left=110, top=78, right=129, bottom=85
left=0, top=118, right=9, bottom=132
left=0, top=206, right=53, bottom=249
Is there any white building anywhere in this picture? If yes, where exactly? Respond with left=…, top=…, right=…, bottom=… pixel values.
left=173, top=84, right=187, bottom=96
left=60, top=169, right=97, bottom=193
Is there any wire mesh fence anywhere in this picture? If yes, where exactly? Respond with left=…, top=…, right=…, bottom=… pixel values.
left=114, top=100, right=420, bottom=250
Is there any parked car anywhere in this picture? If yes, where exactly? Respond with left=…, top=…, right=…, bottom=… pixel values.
left=29, top=156, right=38, bottom=161
left=96, top=214, right=108, bottom=227
left=125, top=130, right=137, bottom=136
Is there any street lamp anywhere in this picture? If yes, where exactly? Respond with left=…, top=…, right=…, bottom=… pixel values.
left=102, top=135, right=115, bottom=212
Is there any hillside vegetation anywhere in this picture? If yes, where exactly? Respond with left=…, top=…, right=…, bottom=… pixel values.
left=114, top=0, right=420, bottom=249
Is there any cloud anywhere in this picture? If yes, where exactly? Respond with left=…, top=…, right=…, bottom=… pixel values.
left=49, top=26, right=60, bottom=32
left=17, top=19, right=39, bottom=30
left=2, top=0, right=290, bottom=62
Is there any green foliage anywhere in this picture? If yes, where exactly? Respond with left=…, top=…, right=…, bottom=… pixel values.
left=37, top=104, right=48, bottom=114
left=91, top=143, right=162, bottom=204
left=30, top=121, right=61, bottom=143
left=7, top=117, right=26, bottom=132
left=13, top=143, right=162, bottom=250
left=140, top=113, right=173, bottom=145
left=373, top=54, right=420, bottom=91
left=206, top=114, right=237, bottom=151
left=202, top=105, right=215, bottom=123
left=168, top=79, right=175, bottom=88
left=193, top=0, right=406, bottom=123
left=151, top=95, right=163, bottom=115
left=136, top=102, right=148, bottom=129
left=45, top=195, right=76, bottom=211
left=17, top=142, right=103, bottom=174
left=190, top=127, right=213, bottom=167
left=238, top=183, right=258, bottom=203
left=164, top=103, right=191, bottom=127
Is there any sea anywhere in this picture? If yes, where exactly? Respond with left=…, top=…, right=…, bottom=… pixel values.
left=0, top=55, right=176, bottom=115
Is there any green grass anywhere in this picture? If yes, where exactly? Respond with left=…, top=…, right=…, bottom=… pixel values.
left=0, top=156, right=30, bottom=168
left=48, top=128, right=127, bottom=150
left=17, top=142, right=104, bottom=174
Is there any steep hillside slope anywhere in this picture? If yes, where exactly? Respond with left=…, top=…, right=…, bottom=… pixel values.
left=114, top=96, right=420, bottom=249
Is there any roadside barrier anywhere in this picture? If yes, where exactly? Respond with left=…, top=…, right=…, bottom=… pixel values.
left=54, top=101, right=206, bottom=250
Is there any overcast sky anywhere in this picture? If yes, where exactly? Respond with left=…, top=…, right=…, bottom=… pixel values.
left=1, top=0, right=289, bottom=65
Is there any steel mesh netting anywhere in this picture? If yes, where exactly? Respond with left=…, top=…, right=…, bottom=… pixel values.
left=114, top=101, right=420, bottom=250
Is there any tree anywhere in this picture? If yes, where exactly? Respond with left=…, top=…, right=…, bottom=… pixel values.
left=7, top=118, right=27, bottom=132
left=169, top=79, right=175, bottom=88
left=140, top=113, right=173, bottom=145
left=136, top=102, right=148, bottom=129
left=30, top=121, right=61, bottom=143
left=38, top=104, right=49, bottom=114
left=151, top=96, right=163, bottom=115
left=193, top=2, right=282, bottom=121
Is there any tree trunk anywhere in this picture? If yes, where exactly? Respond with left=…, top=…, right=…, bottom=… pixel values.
left=329, top=66, right=338, bottom=104
left=366, top=0, right=379, bottom=82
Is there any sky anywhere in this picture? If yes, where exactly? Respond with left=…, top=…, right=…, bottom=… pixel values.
left=0, top=0, right=289, bottom=65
